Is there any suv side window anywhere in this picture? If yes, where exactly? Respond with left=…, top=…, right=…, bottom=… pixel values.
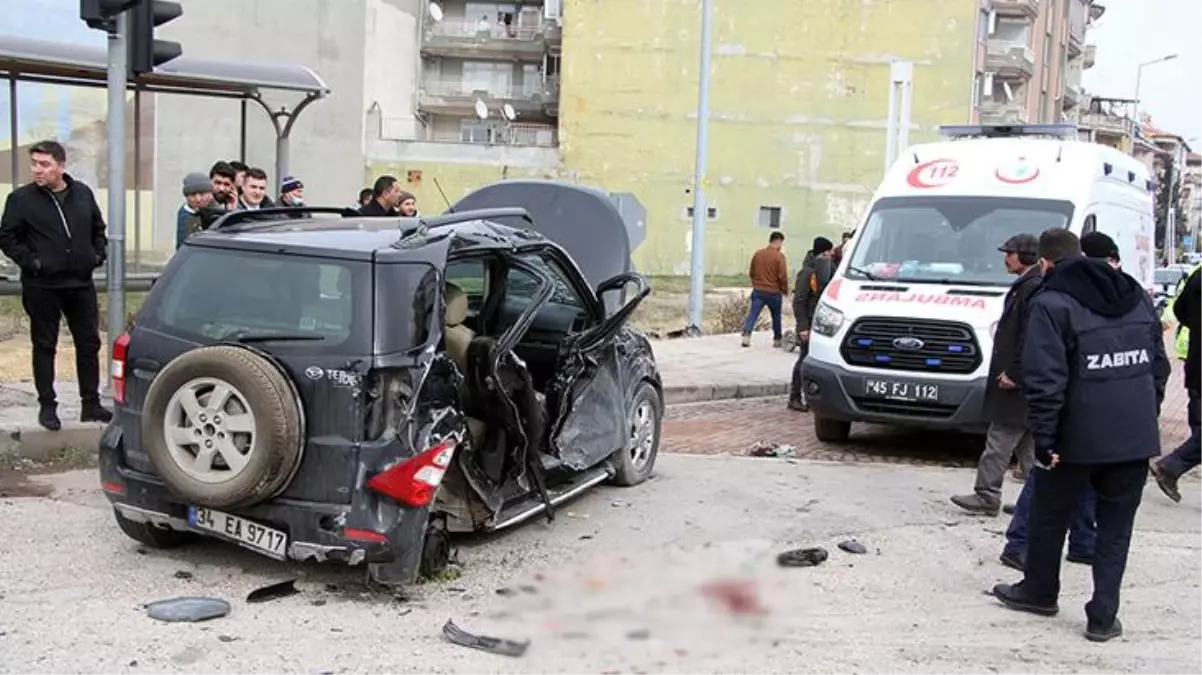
left=444, top=258, right=490, bottom=319
left=497, top=253, right=593, bottom=336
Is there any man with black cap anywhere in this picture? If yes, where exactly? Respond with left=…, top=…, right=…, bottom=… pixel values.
left=991, top=228, right=1169, bottom=642
left=787, top=236, right=834, bottom=411
left=952, top=233, right=1042, bottom=515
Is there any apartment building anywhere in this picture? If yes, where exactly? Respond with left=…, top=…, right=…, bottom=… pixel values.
left=973, top=0, right=1103, bottom=125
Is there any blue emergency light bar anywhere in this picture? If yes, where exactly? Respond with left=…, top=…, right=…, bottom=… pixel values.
left=939, top=123, right=1079, bottom=139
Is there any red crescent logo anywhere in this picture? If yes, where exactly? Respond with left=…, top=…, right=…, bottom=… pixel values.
left=995, top=163, right=1041, bottom=184
left=906, top=159, right=959, bottom=188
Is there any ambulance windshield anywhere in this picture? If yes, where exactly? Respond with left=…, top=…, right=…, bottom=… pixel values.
left=846, top=196, right=1074, bottom=286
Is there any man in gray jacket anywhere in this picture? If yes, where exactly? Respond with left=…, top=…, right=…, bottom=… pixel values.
left=788, top=236, right=834, bottom=411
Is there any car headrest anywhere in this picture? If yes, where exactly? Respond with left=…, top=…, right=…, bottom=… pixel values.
left=445, top=283, right=468, bottom=327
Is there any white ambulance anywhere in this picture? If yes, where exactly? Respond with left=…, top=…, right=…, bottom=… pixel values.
left=802, top=124, right=1155, bottom=442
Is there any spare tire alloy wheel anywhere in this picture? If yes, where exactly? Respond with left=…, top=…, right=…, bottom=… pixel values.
left=143, top=346, right=302, bottom=510
left=165, top=377, right=257, bottom=485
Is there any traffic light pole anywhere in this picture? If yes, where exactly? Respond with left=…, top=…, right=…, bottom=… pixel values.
left=104, top=12, right=127, bottom=392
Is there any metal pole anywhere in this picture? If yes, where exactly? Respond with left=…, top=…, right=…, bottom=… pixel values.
left=104, top=13, right=128, bottom=391
left=8, top=75, right=17, bottom=191
left=895, top=62, right=914, bottom=158
left=132, top=86, right=141, bottom=273
left=1132, top=66, right=1143, bottom=140
left=275, top=122, right=290, bottom=194
left=884, top=71, right=899, bottom=172
left=239, top=99, right=248, bottom=162
left=686, top=0, right=713, bottom=333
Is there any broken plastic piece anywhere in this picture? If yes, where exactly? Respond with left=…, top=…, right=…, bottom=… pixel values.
left=442, top=619, right=530, bottom=658
left=246, top=579, right=300, bottom=604
left=776, top=547, right=829, bottom=567
left=747, top=440, right=797, bottom=458
left=146, top=596, right=230, bottom=623
left=838, top=539, right=868, bottom=555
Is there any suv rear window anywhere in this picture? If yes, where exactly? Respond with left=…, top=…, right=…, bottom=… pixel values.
left=150, top=248, right=370, bottom=353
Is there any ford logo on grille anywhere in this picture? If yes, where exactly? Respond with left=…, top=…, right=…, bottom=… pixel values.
left=892, top=336, right=925, bottom=351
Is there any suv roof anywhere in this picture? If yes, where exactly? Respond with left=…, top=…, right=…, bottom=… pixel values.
left=187, top=207, right=546, bottom=263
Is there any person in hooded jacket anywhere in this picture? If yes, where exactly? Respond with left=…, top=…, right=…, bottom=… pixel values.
left=991, top=228, right=1169, bottom=643
left=787, top=236, right=834, bottom=411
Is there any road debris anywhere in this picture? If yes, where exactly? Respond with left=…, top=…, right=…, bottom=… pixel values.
left=626, top=628, right=651, bottom=640
left=746, top=440, right=797, bottom=458
left=246, top=580, right=300, bottom=604
left=146, top=596, right=230, bottom=623
left=442, top=619, right=530, bottom=658
left=698, top=579, right=768, bottom=616
left=776, top=547, right=829, bottom=568
left=173, top=570, right=194, bottom=580
left=495, top=587, right=518, bottom=597
left=837, top=539, right=868, bottom=555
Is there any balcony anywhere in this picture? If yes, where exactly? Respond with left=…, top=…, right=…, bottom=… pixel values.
left=979, top=101, right=1028, bottom=124
left=991, top=0, right=1039, bottom=19
left=421, top=20, right=547, bottom=61
left=986, top=40, right=1036, bottom=79
left=417, top=78, right=559, bottom=120
left=369, top=118, right=559, bottom=170
left=1079, top=112, right=1134, bottom=139
left=1083, top=44, right=1097, bottom=69
left=1063, top=83, right=1083, bottom=108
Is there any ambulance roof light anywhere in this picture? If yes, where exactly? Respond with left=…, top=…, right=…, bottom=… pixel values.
left=939, top=123, right=1079, bottom=140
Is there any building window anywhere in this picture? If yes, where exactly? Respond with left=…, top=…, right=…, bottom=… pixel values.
left=758, top=206, right=782, bottom=229
left=686, top=206, right=718, bottom=220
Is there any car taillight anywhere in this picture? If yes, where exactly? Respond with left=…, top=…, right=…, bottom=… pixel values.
left=112, top=332, right=131, bottom=405
left=367, top=437, right=458, bottom=508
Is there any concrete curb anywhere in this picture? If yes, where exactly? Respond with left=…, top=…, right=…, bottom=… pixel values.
left=0, top=422, right=105, bottom=463
left=663, top=382, right=789, bottom=405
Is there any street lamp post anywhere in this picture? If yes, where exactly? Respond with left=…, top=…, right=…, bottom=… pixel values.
left=1132, top=54, right=1177, bottom=136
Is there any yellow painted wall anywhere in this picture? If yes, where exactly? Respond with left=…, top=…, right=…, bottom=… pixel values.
left=370, top=0, right=979, bottom=275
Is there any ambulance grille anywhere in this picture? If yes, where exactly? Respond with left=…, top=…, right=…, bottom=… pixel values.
left=840, top=317, right=982, bottom=375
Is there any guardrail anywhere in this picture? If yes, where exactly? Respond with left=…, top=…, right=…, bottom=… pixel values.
left=0, top=273, right=160, bottom=296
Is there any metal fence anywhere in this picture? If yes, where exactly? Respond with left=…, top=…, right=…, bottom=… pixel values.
left=419, top=78, right=543, bottom=100
left=428, top=20, right=543, bottom=41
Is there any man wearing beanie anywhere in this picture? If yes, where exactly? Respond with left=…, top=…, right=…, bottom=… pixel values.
left=177, top=172, right=214, bottom=250
left=279, top=176, right=305, bottom=206
left=787, top=236, right=835, bottom=410
left=741, top=231, right=790, bottom=348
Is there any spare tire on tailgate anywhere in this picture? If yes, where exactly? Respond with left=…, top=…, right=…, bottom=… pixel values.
left=142, top=346, right=303, bottom=510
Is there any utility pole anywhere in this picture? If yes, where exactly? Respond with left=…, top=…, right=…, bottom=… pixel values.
left=686, top=0, right=713, bottom=334
left=883, top=61, right=914, bottom=171
left=105, top=12, right=127, bottom=389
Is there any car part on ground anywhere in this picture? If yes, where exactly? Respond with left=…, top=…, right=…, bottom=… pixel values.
left=777, top=547, right=830, bottom=567
left=145, top=596, right=231, bottom=622
left=442, top=619, right=530, bottom=658
left=246, top=579, right=300, bottom=604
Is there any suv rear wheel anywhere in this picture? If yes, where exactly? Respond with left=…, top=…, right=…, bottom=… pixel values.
left=142, top=346, right=303, bottom=510
left=113, top=509, right=195, bottom=549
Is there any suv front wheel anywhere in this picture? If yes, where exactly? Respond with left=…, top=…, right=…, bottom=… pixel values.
left=141, top=346, right=304, bottom=510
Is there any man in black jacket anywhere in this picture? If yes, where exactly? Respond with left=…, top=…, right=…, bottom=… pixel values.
left=359, top=175, right=402, bottom=216
left=0, top=140, right=113, bottom=430
left=952, top=233, right=1041, bottom=516
left=991, top=229, right=1169, bottom=642
left=1151, top=264, right=1200, bottom=501
left=787, top=236, right=834, bottom=411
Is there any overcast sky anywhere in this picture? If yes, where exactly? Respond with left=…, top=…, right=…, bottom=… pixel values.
left=1083, top=0, right=1202, bottom=145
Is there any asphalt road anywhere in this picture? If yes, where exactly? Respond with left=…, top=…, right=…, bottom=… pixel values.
left=0, top=455, right=1199, bottom=674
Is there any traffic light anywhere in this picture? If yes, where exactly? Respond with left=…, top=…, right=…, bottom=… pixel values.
left=127, top=1, right=183, bottom=76
left=80, top=0, right=136, bottom=32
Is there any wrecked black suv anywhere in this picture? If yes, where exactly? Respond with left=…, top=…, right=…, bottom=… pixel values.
left=99, top=182, right=662, bottom=586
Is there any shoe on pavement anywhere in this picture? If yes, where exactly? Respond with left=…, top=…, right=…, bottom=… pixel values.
left=999, top=551, right=1024, bottom=572
left=1149, top=460, right=1182, bottom=503
left=38, top=405, right=62, bottom=432
left=1002, top=503, right=1016, bottom=515
left=991, top=583, right=1058, bottom=617
left=950, top=494, right=1000, bottom=517
left=81, top=403, right=114, bottom=424
left=740, top=333, right=751, bottom=348
left=1065, top=553, right=1094, bottom=566
left=1085, top=617, right=1123, bottom=643
left=787, top=399, right=809, bottom=412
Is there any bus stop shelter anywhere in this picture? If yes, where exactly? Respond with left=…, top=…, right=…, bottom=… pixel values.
left=0, top=34, right=329, bottom=272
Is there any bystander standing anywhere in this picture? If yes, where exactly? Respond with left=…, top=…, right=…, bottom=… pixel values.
left=0, top=140, right=112, bottom=430
left=740, top=232, right=789, bottom=348
left=787, top=236, right=834, bottom=411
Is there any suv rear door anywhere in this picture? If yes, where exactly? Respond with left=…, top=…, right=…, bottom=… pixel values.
left=123, top=244, right=373, bottom=504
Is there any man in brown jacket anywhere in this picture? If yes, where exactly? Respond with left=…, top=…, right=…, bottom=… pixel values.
left=741, top=231, right=789, bottom=347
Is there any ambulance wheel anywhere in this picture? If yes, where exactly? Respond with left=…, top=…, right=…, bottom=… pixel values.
left=814, top=416, right=851, bottom=443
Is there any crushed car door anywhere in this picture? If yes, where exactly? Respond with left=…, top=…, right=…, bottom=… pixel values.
left=545, top=267, right=651, bottom=472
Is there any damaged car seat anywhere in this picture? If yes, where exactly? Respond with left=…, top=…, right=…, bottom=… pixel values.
left=443, top=283, right=488, bottom=444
